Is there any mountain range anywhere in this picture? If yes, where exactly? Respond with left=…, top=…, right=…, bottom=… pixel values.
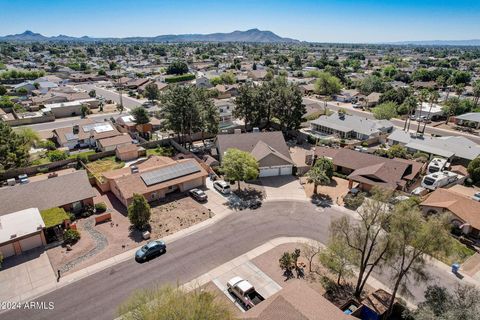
left=0, top=29, right=299, bottom=43
left=388, top=39, right=480, bottom=46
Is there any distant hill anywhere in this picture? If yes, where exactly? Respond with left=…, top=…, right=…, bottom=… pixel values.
left=388, top=39, right=480, bottom=46
left=0, top=29, right=299, bottom=43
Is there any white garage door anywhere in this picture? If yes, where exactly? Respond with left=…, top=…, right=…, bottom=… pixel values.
left=260, top=167, right=280, bottom=177
left=0, top=243, right=15, bottom=258
left=280, top=166, right=293, bottom=175
left=19, top=234, right=43, bottom=252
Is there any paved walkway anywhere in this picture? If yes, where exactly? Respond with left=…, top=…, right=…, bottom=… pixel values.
left=0, top=250, right=56, bottom=302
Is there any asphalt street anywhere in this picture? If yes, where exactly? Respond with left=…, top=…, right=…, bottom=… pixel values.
left=304, top=97, right=480, bottom=144
left=21, top=113, right=120, bottom=131
left=77, top=84, right=143, bottom=110
left=2, top=201, right=464, bottom=320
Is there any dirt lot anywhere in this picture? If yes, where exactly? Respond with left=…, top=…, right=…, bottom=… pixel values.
left=301, top=176, right=351, bottom=205
left=149, top=195, right=212, bottom=239
left=48, top=191, right=212, bottom=275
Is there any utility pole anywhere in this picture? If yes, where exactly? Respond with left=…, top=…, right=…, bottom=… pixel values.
left=117, top=66, right=124, bottom=113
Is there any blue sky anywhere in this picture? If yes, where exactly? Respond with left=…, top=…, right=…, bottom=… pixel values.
left=0, top=0, right=479, bottom=42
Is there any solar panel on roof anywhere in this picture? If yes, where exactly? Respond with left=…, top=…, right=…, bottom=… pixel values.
left=141, top=161, right=201, bottom=186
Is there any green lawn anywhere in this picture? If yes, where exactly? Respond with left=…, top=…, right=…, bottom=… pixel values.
left=40, top=208, right=70, bottom=228
left=86, top=157, right=125, bottom=182
left=146, top=146, right=175, bottom=157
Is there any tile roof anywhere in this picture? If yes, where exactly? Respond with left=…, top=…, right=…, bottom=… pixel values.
left=0, top=171, right=95, bottom=216
left=98, top=134, right=133, bottom=148
left=315, top=147, right=420, bottom=190
left=421, top=188, right=480, bottom=230
left=106, top=157, right=208, bottom=200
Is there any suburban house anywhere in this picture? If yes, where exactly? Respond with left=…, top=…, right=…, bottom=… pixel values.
left=196, top=76, right=213, bottom=89
left=387, top=130, right=480, bottom=163
left=314, top=147, right=423, bottom=191
left=310, top=112, right=394, bottom=140
left=115, top=144, right=141, bottom=161
left=214, top=84, right=239, bottom=99
left=53, top=119, right=123, bottom=150
left=242, top=281, right=354, bottom=320
left=100, top=156, right=208, bottom=207
left=214, top=99, right=236, bottom=128
left=97, top=134, right=134, bottom=152
left=335, top=89, right=360, bottom=103
left=420, top=187, right=480, bottom=238
left=0, top=170, right=95, bottom=215
left=215, top=131, right=294, bottom=177
left=414, top=102, right=444, bottom=120
left=0, top=208, right=47, bottom=258
left=454, top=112, right=480, bottom=129
left=42, top=98, right=98, bottom=118
left=366, top=92, right=381, bottom=107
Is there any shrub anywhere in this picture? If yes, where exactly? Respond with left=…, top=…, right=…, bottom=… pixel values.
left=47, top=150, right=68, bottom=162
left=165, top=73, right=195, bottom=83
left=76, top=153, right=89, bottom=164
left=63, top=229, right=81, bottom=244
left=38, top=140, right=56, bottom=150
left=68, top=212, right=76, bottom=222
left=361, top=141, right=369, bottom=147
left=344, top=192, right=366, bottom=209
left=95, top=202, right=107, bottom=213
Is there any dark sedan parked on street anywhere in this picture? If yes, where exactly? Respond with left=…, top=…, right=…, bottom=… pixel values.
left=135, top=240, right=166, bottom=262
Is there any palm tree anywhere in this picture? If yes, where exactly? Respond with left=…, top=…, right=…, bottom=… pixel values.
left=402, top=96, right=418, bottom=131
left=422, top=90, right=440, bottom=133
left=306, top=166, right=330, bottom=195
left=416, top=89, right=429, bottom=134
left=445, top=77, right=455, bottom=100
left=474, top=80, right=480, bottom=107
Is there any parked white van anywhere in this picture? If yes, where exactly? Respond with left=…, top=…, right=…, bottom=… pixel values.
left=213, top=180, right=231, bottom=194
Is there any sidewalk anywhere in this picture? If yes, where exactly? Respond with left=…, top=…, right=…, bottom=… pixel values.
left=6, top=202, right=234, bottom=304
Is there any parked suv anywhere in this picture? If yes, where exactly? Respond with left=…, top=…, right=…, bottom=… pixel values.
left=213, top=180, right=231, bottom=194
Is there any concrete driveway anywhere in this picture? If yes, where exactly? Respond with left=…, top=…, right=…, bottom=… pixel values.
left=0, top=249, right=56, bottom=302
left=212, top=261, right=282, bottom=311
left=260, top=176, right=307, bottom=202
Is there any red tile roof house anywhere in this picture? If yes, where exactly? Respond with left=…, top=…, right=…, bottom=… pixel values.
left=215, top=131, right=294, bottom=177
left=99, top=156, right=208, bottom=207
left=420, top=188, right=480, bottom=238
left=314, top=147, right=423, bottom=192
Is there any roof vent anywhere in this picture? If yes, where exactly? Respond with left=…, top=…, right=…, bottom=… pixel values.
left=131, top=165, right=139, bottom=174
left=10, top=234, right=17, bottom=239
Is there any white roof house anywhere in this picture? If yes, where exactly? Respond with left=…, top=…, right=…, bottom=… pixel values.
left=387, top=130, right=480, bottom=161
left=42, top=98, right=97, bottom=113
left=415, top=102, right=444, bottom=119
left=0, top=208, right=45, bottom=245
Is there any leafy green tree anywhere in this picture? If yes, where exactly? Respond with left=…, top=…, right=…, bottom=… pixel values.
left=144, top=82, right=159, bottom=102
left=118, top=284, right=235, bottom=320
left=0, top=85, right=6, bottom=96
left=385, top=202, right=452, bottom=317
left=221, top=148, right=259, bottom=190
left=314, top=157, right=334, bottom=178
left=0, top=122, right=29, bottom=171
left=358, top=75, right=385, bottom=95
left=15, top=127, right=40, bottom=149
left=467, top=157, right=480, bottom=185
left=313, top=72, right=342, bottom=96
left=387, top=144, right=408, bottom=159
left=306, top=160, right=331, bottom=195
left=382, top=65, right=397, bottom=79
left=372, top=101, right=398, bottom=120
left=233, top=83, right=259, bottom=130
left=161, top=85, right=216, bottom=146
left=109, top=61, right=117, bottom=71
left=408, top=284, right=480, bottom=320
left=131, top=107, right=150, bottom=125
left=17, top=87, right=28, bottom=96
left=270, top=77, right=306, bottom=131
left=220, top=72, right=236, bottom=85
left=127, top=193, right=151, bottom=229
left=88, top=89, right=96, bottom=98
left=320, top=238, right=354, bottom=285
left=80, top=104, right=90, bottom=118
left=330, top=187, right=393, bottom=298
left=166, top=60, right=189, bottom=75
left=47, top=150, right=68, bottom=162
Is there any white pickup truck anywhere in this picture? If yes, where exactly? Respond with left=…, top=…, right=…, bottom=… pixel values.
left=227, top=276, right=265, bottom=310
